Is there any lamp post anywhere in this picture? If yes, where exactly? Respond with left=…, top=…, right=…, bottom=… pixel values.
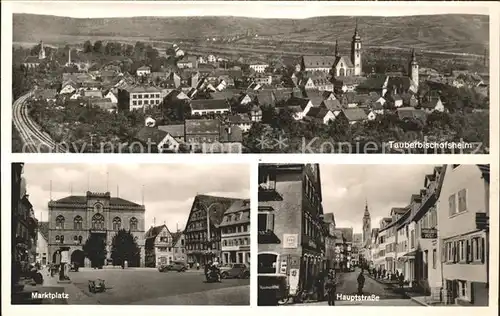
left=199, top=202, right=220, bottom=265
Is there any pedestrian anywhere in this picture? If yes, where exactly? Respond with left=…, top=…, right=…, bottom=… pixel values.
left=399, top=273, right=405, bottom=289
left=357, top=270, right=365, bottom=295
left=196, top=262, right=200, bottom=270
left=324, top=270, right=337, bottom=306
left=315, top=271, right=325, bottom=301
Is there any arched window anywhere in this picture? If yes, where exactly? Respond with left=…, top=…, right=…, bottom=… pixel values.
left=56, top=215, right=65, bottom=229
left=55, top=235, right=60, bottom=243
left=74, top=236, right=78, bottom=241
left=74, top=215, right=83, bottom=230
left=130, top=217, right=138, bottom=231
left=60, top=235, right=64, bottom=244
left=92, top=213, right=105, bottom=230
left=78, top=236, right=83, bottom=244
left=113, top=217, right=121, bottom=231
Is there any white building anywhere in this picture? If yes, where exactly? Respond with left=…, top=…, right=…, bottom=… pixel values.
left=129, top=86, right=162, bottom=111
left=136, top=66, right=151, bottom=77
left=220, top=200, right=251, bottom=265
left=438, top=164, right=489, bottom=306
left=249, top=63, right=269, bottom=74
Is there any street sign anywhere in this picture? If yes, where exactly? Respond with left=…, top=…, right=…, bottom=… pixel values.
left=421, top=228, right=437, bottom=239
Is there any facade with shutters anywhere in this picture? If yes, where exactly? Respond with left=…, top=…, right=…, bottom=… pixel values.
left=438, top=164, right=489, bottom=306
left=47, top=191, right=145, bottom=267
left=257, top=164, right=325, bottom=297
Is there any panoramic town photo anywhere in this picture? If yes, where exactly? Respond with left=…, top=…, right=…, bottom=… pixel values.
left=12, top=163, right=250, bottom=305
left=11, top=2, right=490, bottom=153
left=257, top=163, right=490, bottom=306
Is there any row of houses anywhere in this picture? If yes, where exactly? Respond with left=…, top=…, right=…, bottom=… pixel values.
left=363, top=164, right=490, bottom=306
left=35, top=193, right=250, bottom=270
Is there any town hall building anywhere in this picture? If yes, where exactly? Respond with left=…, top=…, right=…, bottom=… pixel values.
left=47, top=191, right=146, bottom=268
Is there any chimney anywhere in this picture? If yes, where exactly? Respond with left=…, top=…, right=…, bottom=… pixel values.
left=68, top=48, right=71, bottom=65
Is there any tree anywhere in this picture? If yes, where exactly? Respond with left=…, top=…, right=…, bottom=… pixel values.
left=83, top=40, right=93, bottom=53
left=111, top=229, right=141, bottom=267
left=93, top=40, right=103, bottom=54
left=82, top=234, right=107, bottom=268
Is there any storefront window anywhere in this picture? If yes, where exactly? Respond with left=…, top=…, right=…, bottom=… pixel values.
left=258, top=253, right=278, bottom=274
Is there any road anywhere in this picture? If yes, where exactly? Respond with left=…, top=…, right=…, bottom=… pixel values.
left=292, top=269, right=422, bottom=306
left=67, top=269, right=249, bottom=305
left=12, top=91, right=64, bottom=153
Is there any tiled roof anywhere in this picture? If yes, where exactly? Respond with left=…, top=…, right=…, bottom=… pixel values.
left=185, top=119, right=220, bottom=135
left=322, top=99, right=342, bottom=111
left=53, top=195, right=141, bottom=207
left=190, top=99, right=229, bottom=111
left=306, top=107, right=330, bottom=119
left=135, top=126, right=168, bottom=144
left=341, top=108, right=367, bottom=122
left=397, top=107, right=427, bottom=121
left=303, top=55, right=336, bottom=68
left=129, top=86, right=161, bottom=93
left=285, top=97, right=311, bottom=110
left=186, top=194, right=243, bottom=228
left=171, top=231, right=183, bottom=245
left=335, top=227, right=354, bottom=242
left=158, top=124, right=185, bottom=138
left=323, top=213, right=335, bottom=224
left=210, top=90, right=237, bottom=100
left=145, top=224, right=169, bottom=239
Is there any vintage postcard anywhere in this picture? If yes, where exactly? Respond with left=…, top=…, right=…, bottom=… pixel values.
left=8, top=1, right=491, bottom=154
left=11, top=162, right=250, bottom=305
left=257, top=163, right=491, bottom=306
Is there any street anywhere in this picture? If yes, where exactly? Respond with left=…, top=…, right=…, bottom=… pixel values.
left=69, top=269, right=249, bottom=305
left=31, top=268, right=249, bottom=305
left=293, top=269, right=422, bottom=306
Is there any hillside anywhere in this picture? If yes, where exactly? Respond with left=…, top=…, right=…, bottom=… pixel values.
left=13, top=14, right=489, bottom=54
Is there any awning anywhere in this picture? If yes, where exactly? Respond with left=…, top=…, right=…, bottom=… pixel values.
left=258, top=231, right=281, bottom=244
left=403, top=250, right=417, bottom=257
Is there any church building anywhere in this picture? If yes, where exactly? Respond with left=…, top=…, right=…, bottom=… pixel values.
left=300, top=22, right=363, bottom=77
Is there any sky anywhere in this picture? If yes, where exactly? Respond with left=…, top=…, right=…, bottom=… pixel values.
left=320, top=164, right=438, bottom=234
left=22, top=163, right=250, bottom=232
left=10, top=1, right=488, bottom=19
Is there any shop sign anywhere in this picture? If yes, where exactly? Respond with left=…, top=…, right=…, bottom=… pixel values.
left=421, top=228, right=437, bottom=239
left=289, top=268, right=299, bottom=295
left=283, top=234, right=298, bottom=249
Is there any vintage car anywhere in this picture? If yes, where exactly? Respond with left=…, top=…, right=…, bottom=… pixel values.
left=220, top=263, right=250, bottom=279
left=158, top=261, right=188, bottom=272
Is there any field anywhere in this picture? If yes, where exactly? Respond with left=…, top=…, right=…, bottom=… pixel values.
left=13, top=14, right=489, bottom=55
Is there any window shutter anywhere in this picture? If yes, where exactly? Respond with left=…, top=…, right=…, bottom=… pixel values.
left=481, top=238, right=485, bottom=264
left=267, top=213, right=275, bottom=232
left=441, top=243, right=446, bottom=262
left=448, top=195, right=453, bottom=216
left=453, top=241, right=458, bottom=263
left=466, top=239, right=471, bottom=263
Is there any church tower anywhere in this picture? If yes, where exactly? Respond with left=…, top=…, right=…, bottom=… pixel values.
left=351, top=20, right=362, bottom=76
left=38, top=40, right=46, bottom=60
left=409, top=49, right=419, bottom=90
left=362, top=201, right=371, bottom=246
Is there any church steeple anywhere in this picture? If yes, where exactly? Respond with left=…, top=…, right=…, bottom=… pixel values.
left=351, top=19, right=362, bottom=76
left=409, top=48, right=419, bottom=90
left=38, top=40, right=46, bottom=60
left=362, top=200, right=371, bottom=246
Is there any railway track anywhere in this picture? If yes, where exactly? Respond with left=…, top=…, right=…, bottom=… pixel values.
left=12, top=91, right=66, bottom=153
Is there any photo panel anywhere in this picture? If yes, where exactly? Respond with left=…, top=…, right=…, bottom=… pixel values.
left=11, top=162, right=250, bottom=305
left=257, top=163, right=491, bottom=306
left=10, top=1, right=490, bottom=154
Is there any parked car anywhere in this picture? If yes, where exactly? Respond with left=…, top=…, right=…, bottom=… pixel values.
left=159, top=261, right=188, bottom=272
left=220, top=263, right=249, bottom=279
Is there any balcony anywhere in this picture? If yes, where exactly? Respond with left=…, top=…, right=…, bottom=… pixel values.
left=258, top=182, right=283, bottom=201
